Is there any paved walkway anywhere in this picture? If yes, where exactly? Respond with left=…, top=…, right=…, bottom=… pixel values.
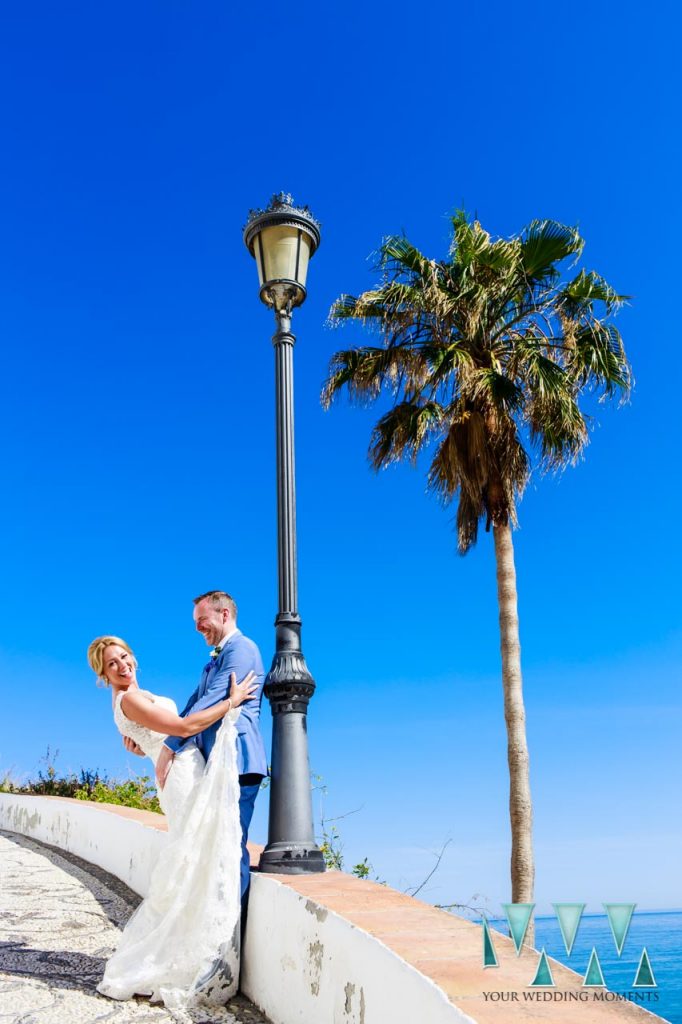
left=0, top=830, right=271, bottom=1024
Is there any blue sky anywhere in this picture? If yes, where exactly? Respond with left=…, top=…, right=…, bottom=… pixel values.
left=1, top=2, right=680, bottom=913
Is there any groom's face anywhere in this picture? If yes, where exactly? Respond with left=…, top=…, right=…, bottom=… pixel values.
left=193, top=598, right=229, bottom=647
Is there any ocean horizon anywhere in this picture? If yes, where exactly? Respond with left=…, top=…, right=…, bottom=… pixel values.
left=489, top=909, right=681, bottom=1024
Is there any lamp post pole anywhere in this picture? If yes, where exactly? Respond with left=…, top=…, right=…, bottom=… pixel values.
left=244, top=194, right=325, bottom=874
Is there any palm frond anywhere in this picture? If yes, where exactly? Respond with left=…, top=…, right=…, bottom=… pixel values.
left=473, top=236, right=519, bottom=274
left=426, top=424, right=487, bottom=552
left=321, top=346, right=427, bottom=408
left=567, top=322, right=632, bottom=398
left=499, top=436, right=530, bottom=502
left=450, top=215, right=493, bottom=271
left=559, top=270, right=630, bottom=316
left=379, top=236, right=434, bottom=280
left=528, top=390, right=588, bottom=469
left=520, top=220, right=584, bottom=281
left=427, top=425, right=463, bottom=500
left=462, top=368, right=525, bottom=416
left=329, top=293, right=382, bottom=323
left=456, top=488, right=482, bottom=553
left=368, top=400, right=444, bottom=468
left=513, top=337, right=567, bottom=400
left=330, top=284, right=426, bottom=324
left=421, top=340, right=473, bottom=393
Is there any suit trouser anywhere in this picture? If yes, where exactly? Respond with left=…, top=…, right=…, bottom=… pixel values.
left=238, top=777, right=262, bottom=906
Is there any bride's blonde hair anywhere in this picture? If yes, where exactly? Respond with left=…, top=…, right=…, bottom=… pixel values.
left=87, top=635, right=138, bottom=687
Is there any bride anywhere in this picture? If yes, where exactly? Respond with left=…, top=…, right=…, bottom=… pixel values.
left=86, top=634, right=257, bottom=1014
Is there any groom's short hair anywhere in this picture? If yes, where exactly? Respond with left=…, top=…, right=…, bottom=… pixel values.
left=194, top=590, right=237, bottom=619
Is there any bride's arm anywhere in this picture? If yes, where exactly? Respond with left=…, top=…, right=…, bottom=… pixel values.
left=121, top=672, right=257, bottom=737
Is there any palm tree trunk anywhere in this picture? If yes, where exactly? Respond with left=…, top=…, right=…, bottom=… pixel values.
left=493, top=522, right=535, bottom=946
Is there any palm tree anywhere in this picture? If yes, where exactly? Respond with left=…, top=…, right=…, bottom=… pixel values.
left=322, top=212, right=631, bottom=929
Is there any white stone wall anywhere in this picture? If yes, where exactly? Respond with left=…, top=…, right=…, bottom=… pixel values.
left=0, top=794, right=166, bottom=896
left=242, top=872, right=474, bottom=1024
left=0, top=794, right=471, bottom=1024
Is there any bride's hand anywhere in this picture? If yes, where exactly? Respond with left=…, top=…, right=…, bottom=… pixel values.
left=229, top=670, right=258, bottom=708
left=123, top=736, right=145, bottom=757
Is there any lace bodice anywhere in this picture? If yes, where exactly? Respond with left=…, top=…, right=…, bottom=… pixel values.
left=113, top=689, right=177, bottom=766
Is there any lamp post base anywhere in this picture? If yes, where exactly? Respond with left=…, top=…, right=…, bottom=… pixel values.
left=259, top=842, right=327, bottom=874
left=260, top=623, right=326, bottom=876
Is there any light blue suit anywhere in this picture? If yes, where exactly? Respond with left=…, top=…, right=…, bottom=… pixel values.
left=165, top=628, right=268, bottom=896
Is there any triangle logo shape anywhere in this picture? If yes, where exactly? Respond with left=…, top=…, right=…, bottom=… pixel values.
left=603, top=903, right=636, bottom=955
left=583, top=947, right=606, bottom=987
left=482, top=919, right=499, bottom=968
left=553, top=903, right=585, bottom=956
left=633, top=947, right=657, bottom=988
left=530, top=949, right=555, bottom=987
left=502, top=903, right=535, bottom=955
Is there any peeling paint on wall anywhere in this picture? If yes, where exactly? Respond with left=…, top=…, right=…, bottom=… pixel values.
left=307, top=939, right=324, bottom=996
left=304, top=899, right=328, bottom=923
left=342, top=980, right=366, bottom=1023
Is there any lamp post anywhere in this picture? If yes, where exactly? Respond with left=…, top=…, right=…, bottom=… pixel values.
left=243, top=192, right=325, bottom=874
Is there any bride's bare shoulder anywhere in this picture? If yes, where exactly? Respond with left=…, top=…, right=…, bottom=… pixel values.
left=117, top=688, right=152, bottom=713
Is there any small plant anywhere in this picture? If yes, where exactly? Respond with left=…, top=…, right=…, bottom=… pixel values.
left=319, top=822, right=345, bottom=871
left=6, top=749, right=161, bottom=813
left=312, top=773, right=383, bottom=881
left=350, top=857, right=372, bottom=880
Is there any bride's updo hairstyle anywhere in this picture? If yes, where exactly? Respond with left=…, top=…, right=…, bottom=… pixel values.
left=88, top=635, right=138, bottom=687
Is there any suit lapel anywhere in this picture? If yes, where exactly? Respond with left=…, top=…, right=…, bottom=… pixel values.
left=197, top=630, right=242, bottom=698
left=198, top=661, right=214, bottom=698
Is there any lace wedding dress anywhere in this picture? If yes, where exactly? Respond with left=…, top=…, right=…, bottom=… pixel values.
left=97, top=690, right=242, bottom=1018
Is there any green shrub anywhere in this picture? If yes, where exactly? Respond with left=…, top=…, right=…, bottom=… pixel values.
left=3, top=748, right=161, bottom=814
left=75, top=777, right=160, bottom=813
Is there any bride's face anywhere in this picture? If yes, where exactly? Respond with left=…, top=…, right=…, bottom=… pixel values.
left=103, top=644, right=137, bottom=688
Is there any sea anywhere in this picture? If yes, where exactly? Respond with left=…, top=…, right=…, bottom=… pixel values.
left=488, top=910, right=682, bottom=1024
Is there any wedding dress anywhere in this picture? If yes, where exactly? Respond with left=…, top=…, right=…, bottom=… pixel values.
left=97, top=690, right=242, bottom=1016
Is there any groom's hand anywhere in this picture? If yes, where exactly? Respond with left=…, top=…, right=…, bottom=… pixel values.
left=122, top=737, right=145, bottom=757
left=155, top=746, right=174, bottom=791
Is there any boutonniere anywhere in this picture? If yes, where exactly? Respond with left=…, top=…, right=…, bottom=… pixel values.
left=210, top=645, right=223, bottom=659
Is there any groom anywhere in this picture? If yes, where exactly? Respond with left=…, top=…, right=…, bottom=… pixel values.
left=129, top=590, right=267, bottom=903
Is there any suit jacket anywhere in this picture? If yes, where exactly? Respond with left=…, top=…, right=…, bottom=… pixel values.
left=165, top=628, right=268, bottom=777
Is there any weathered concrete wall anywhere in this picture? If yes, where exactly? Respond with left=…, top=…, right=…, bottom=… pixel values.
left=0, top=794, right=167, bottom=895
left=241, top=870, right=473, bottom=1024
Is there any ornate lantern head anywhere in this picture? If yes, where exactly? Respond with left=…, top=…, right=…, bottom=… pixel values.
left=244, top=192, right=321, bottom=312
